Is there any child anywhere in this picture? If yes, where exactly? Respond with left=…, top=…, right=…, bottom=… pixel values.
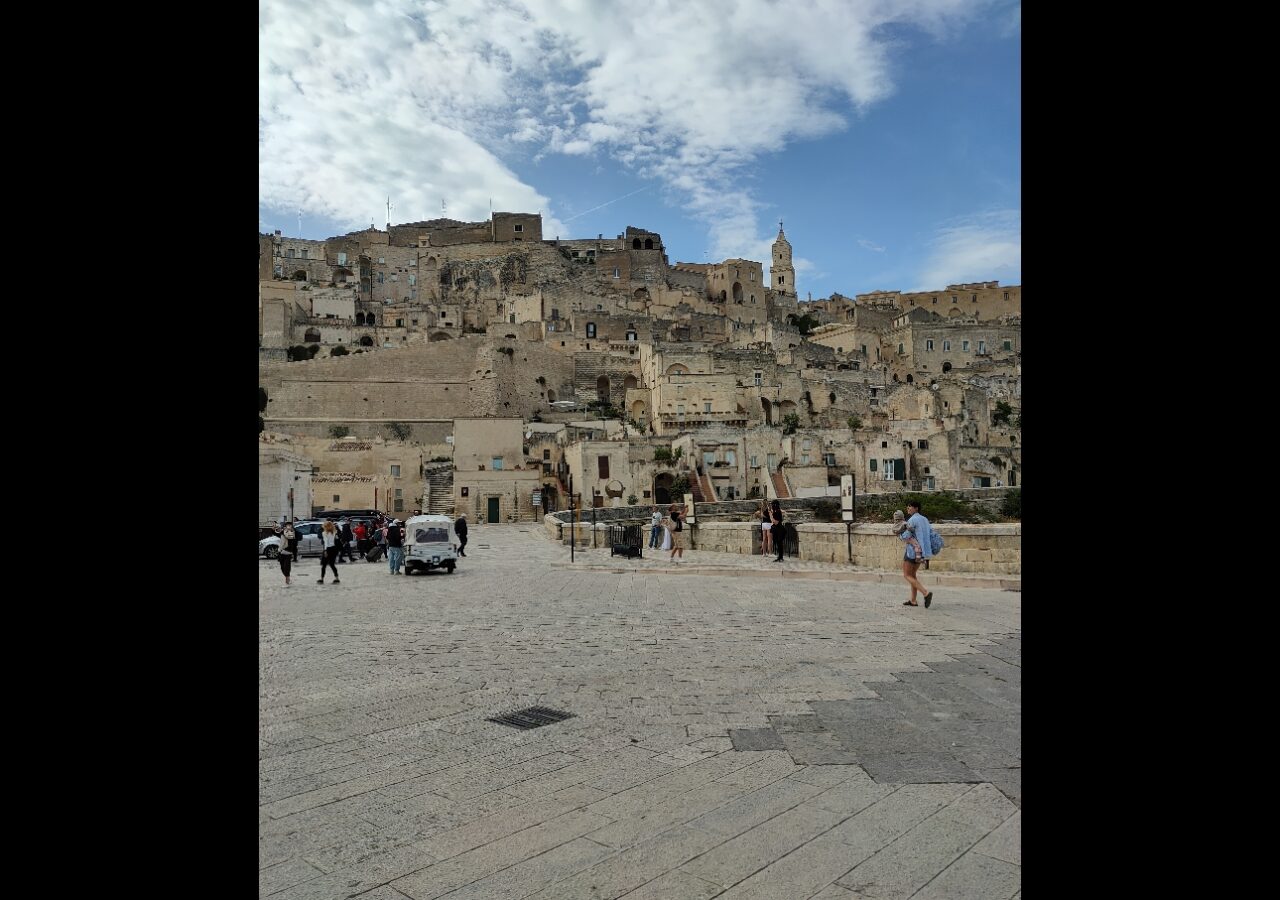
left=892, top=509, right=924, bottom=560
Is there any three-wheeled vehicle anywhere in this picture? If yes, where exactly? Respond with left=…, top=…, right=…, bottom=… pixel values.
left=403, top=514, right=460, bottom=575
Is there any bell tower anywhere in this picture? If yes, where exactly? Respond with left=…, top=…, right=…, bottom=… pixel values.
left=771, top=221, right=796, bottom=299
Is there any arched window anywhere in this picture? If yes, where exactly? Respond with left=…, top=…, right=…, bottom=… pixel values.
left=732, top=282, right=743, bottom=303
left=632, top=239, right=641, bottom=249
left=360, top=335, right=374, bottom=347
left=596, top=376, right=610, bottom=401
left=304, top=328, right=321, bottom=342
left=942, top=361, right=952, bottom=373
left=355, top=312, right=365, bottom=325
left=586, top=322, right=596, bottom=338
left=624, top=375, right=638, bottom=390
left=644, top=239, right=653, bottom=249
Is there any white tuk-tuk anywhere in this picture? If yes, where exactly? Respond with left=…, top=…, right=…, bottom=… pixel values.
left=404, top=514, right=460, bottom=575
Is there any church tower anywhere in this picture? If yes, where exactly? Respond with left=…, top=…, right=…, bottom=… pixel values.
left=771, top=221, right=796, bottom=299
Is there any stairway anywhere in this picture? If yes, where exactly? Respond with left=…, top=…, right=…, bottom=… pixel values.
left=689, top=470, right=707, bottom=503
left=770, top=468, right=791, bottom=499
left=699, top=471, right=717, bottom=503
left=424, top=462, right=455, bottom=515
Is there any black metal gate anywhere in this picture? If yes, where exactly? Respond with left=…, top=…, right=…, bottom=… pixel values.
left=609, top=524, right=644, bottom=559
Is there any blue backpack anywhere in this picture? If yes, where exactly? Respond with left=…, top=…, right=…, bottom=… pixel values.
left=929, top=529, right=944, bottom=555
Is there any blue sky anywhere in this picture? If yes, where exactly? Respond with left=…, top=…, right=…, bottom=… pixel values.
left=260, top=0, right=1020, bottom=299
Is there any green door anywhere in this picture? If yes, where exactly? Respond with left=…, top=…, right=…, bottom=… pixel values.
left=487, top=497, right=500, bottom=523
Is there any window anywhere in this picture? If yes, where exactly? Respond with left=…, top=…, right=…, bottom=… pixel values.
left=881, top=441, right=888, bottom=448
left=408, top=274, right=416, bottom=285
left=803, top=439, right=812, bottom=450
left=514, top=224, right=523, bottom=233
left=395, top=488, right=403, bottom=498
left=925, top=476, right=936, bottom=490
left=932, top=297, right=938, bottom=304
left=596, top=304, right=603, bottom=311
left=551, top=308, right=559, bottom=319
left=978, top=340, right=987, bottom=354
left=972, top=476, right=992, bottom=488
left=492, top=457, right=503, bottom=471
left=926, top=340, right=934, bottom=351
left=412, top=318, right=418, bottom=326
left=754, top=372, right=762, bottom=387
left=332, top=494, right=341, bottom=502
left=613, top=267, right=620, bottom=279
left=394, top=499, right=404, bottom=511
left=285, top=248, right=294, bottom=259
left=824, top=453, right=836, bottom=466
left=301, top=249, right=308, bottom=259
left=767, top=454, right=777, bottom=471
left=972, top=294, right=977, bottom=302
left=725, top=450, right=736, bottom=465
left=543, top=449, right=550, bottom=460
left=378, top=273, right=384, bottom=283
left=704, top=402, right=712, bottom=413
left=779, top=276, right=784, bottom=284
left=869, top=459, right=877, bottom=471
left=395, top=318, right=404, bottom=327
left=898, top=342, right=905, bottom=354
left=542, top=462, right=551, bottom=474
left=587, top=249, right=595, bottom=257
left=750, top=455, right=758, bottom=467
left=918, top=440, right=928, bottom=449
left=586, top=323, right=596, bottom=338
left=801, top=454, right=810, bottom=464
left=571, top=250, right=579, bottom=258
left=951, top=295, right=957, bottom=304
left=378, top=257, right=385, bottom=264
left=1004, top=291, right=1010, bottom=301
left=703, top=451, right=716, bottom=468
left=750, top=295, right=755, bottom=303
left=390, top=465, right=401, bottom=477
left=749, top=271, right=754, bottom=281
left=391, top=274, right=398, bottom=282
left=677, top=404, right=685, bottom=416
left=963, top=340, right=970, bottom=352
left=943, top=340, right=951, bottom=351
left=871, top=388, right=878, bottom=398
left=598, top=455, right=609, bottom=478
left=338, top=252, right=348, bottom=265
left=861, top=344, right=868, bottom=356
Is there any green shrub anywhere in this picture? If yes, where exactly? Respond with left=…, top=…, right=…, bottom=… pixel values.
left=847, top=415, right=862, bottom=430
left=330, top=345, right=349, bottom=357
left=992, top=401, right=1013, bottom=427
left=328, top=425, right=351, bottom=439
left=385, top=422, right=412, bottom=441
left=782, top=413, right=800, bottom=434
left=1000, top=488, right=1021, bottom=519
left=627, top=494, right=638, bottom=506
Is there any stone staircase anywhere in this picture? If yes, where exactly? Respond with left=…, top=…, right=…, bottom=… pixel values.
left=424, top=462, right=454, bottom=515
left=770, top=468, right=792, bottom=499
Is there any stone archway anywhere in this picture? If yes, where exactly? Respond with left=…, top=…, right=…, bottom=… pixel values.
left=429, top=331, right=452, bottom=342
left=761, top=397, right=773, bottom=425
left=304, top=328, right=321, bottom=342
left=624, top=375, right=638, bottom=390
left=596, top=375, right=610, bottom=402
left=546, top=389, right=557, bottom=404
left=942, top=361, right=952, bottom=373
left=654, top=472, right=674, bottom=505
left=359, top=335, right=374, bottom=347
left=630, top=399, right=646, bottom=420
left=732, top=282, right=743, bottom=303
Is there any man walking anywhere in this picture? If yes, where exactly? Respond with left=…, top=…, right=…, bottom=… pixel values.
left=338, top=518, right=356, bottom=563
left=649, top=506, right=662, bottom=549
left=386, top=519, right=405, bottom=575
left=455, top=515, right=468, bottom=557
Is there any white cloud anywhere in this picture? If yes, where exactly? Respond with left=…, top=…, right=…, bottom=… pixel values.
left=859, top=238, right=887, bottom=253
left=913, top=209, right=1021, bottom=290
left=261, top=0, right=990, bottom=252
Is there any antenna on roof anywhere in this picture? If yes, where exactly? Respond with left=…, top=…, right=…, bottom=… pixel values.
left=297, top=210, right=302, bottom=238
left=386, top=196, right=393, bottom=230
left=441, top=199, right=447, bottom=218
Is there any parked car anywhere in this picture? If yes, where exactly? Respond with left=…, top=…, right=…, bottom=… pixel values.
left=258, top=520, right=327, bottom=559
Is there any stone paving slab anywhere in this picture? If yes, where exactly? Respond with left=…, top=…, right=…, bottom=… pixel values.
left=261, top=525, right=1020, bottom=898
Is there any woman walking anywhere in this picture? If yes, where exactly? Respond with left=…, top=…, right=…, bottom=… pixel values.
left=277, top=522, right=295, bottom=586
left=317, top=520, right=341, bottom=584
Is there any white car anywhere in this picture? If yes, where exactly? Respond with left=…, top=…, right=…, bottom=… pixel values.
left=258, top=520, right=327, bottom=559
left=403, top=514, right=460, bottom=575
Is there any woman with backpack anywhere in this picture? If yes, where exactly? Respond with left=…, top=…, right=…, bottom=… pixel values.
left=664, top=504, right=685, bottom=562
left=277, top=522, right=295, bottom=586
left=900, top=500, right=935, bottom=608
left=317, top=520, right=341, bottom=584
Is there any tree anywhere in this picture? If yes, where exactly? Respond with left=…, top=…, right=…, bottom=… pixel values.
left=329, top=425, right=351, bottom=439
left=330, top=345, right=349, bottom=357
left=670, top=474, right=690, bottom=497
left=286, top=345, right=310, bottom=361
left=847, top=415, right=862, bottom=431
left=307, top=344, right=321, bottom=359
left=385, top=422, right=412, bottom=441
left=782, top=412, right=800, bottom=434
left=786, top=313, right=820, bottom=336
left=627, top=494, right=639, bottom=506
left=992, top=401, right=1013, bottom=427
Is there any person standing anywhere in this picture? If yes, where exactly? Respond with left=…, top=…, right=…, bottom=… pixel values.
left=285, top=519, right=302, bottom=569
left=338, top=519, right=356, bottom=563
left=649, top=506, right=663, bottom=549
left=386, top=519, right=405, bottom=575
left=455, top=515, right=468, bottom=557
left=760, top=501, right=773, bottom=556
left=666, top=504, right=685, bottom=562
left=901, top=500, right=935, bottom=607
left=353, top=520, right=368, bottom=559
left=770, top=500, right=785, bottom=562
left=317, top=520, right=341, bottom=584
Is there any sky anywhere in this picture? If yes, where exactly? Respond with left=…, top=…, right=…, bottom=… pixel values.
left=259, top=0, right=1020, bottom=299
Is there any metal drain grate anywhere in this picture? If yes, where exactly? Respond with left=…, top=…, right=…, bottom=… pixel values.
left=488, top=706, right=576, bottom=730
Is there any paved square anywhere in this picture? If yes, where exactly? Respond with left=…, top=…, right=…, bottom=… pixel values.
left=261, top=525, right=1020, bottom=899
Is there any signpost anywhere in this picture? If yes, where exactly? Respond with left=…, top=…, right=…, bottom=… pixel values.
left=841, top=474, right=854, bottom=564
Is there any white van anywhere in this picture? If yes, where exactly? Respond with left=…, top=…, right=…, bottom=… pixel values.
left=404, top=514, right=460, bottom=575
